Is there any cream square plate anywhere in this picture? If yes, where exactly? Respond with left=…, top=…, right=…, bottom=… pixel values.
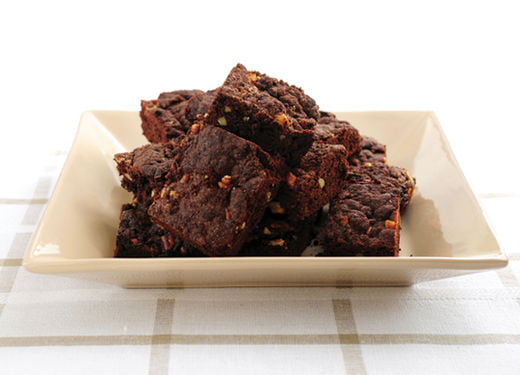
left=23, top=111, right=507, bottom=287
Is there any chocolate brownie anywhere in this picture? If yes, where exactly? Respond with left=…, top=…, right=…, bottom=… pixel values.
left=275, top=142, right=348, bottom=220
left=347, top=163, right=415, bottom=210
left=322, top=184, right=401, bottom=256
left=141, top=90, right=216, bottom=143
left=240, top=212, right=317, bottom=256
left=140, top=90, right=202, bottom=142
left=348, top=135, right=387, bottom=166
left=252, top=69, right=320, bottom=127
left=114, top=142, right=180, bottom=204
left=115, top=203, right=205, bottom=258
left=314, top=116, right=362, bottom=157
left=206, top=64, right=317, bottom=165
left=148, top=126, right=281, bottom=257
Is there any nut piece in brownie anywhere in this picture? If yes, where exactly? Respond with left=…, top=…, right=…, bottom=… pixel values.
left=114, top=142, right=180, bottom=204
left=240, top=212, right=317, bottom=256
left=148, top=126, right=281, bottom=257
left=115, top=203, right=205, bottom=258
left=348, top=135, right=387, bottom=166
left=347, top=163, right=415, bottom=210
left=206, top=63, right=318, bottom=165
left=276, top=142, right=349, bottom=220
left=141, top=89, right=216, bottom=142
left=322, top=184, right=401, bottom=257
left=314, top=115, right=362, bottom=157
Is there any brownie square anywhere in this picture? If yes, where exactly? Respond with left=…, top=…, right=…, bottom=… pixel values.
left=140, top=89, right=216, bottom=143
left=322, top=183, right=401, bottom=257
left=240, top=212, right=317, bottom=256
left=206, top=63, right=318, bottom=165
left=275, top=142, right=349, bottom=220
left=115, top=203, right=204, bottom=258
left=148, top=126, right=281, bottom=256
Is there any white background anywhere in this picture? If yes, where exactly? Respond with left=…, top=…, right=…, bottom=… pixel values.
left=1, top=0, right=519, bottom=195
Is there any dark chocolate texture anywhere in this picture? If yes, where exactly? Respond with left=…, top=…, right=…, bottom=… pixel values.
left=348, top=135, right=387, bottom=166
left=115, top=203, right=204, bottom=258
left=141, top=89, right=215, bottom=143
left=206, top=64, right=317, bottom=165
left=276, top=142, right=348, bottom=220
left=148, top=126, right=281, bottom=256
left=114, top=142, right=180, bottom=204
left=314, top=116, right=362, bottom=157
left=322, top=184, right=401, bottom=257
left=347, top=163, right=415, bottom=211
left=240, top=212, right=317, bottom=256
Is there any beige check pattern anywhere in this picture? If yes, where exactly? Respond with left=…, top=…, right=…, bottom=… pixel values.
left=0, top=153, right=519, bottom=375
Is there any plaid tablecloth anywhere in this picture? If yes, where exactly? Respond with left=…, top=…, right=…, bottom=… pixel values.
left=1, top=151, right=519, bottom=375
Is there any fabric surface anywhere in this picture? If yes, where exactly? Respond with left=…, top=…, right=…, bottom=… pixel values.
left=0, top=152, right=519, bottom=375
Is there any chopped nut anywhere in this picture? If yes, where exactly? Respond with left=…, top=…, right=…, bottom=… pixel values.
left=130, top=238, right=138, bottom=245
left=268, top=239, right=285, bottom=247
left=204, top=175, right=209, bottom=179
left=366, top=226, right=373, bottom=235
left=385, top=220, right=397, bottom=229
left=160, top=188, right=167, bottom=198
left=246, top=71, right=259, bottom=82
left=364, top=162, right=372, bottom=167
left=217, top=116, right=227, bottom=126
left=124, top=173, right=133, bottom=182
left=114, top=154, right=123, bottom=163
left=274, top=113, right=289, bottom=126
left=266, top=191, right=272, bottom=201
left=169, top=190, right=179, bottom=198
left=221, top=175, right=232, bottom=185
left=180, top=174, right=190, bottom=183
left=286, top=172, right=297, bottom=187
left=318, top=178, right=326, bottom=189
left=263, top=227, right=272, bottom=235
left=268, top=201, right=285, bottom=214
left=340, top=216, right=349, bottom=226
left=218, top=181, right=226, bottom=189
left=240, top=222, right=246, bottom=230
left=243, top=116, right=250, bottom=122
left=190, top=123, right=201, bottom=134
left=151, top=189, right=156, bottom=198
left=224, top=106, right=232, bottom=113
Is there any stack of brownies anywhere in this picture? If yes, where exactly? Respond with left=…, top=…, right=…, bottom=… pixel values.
left=114, top=64, right=415, bottom=258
